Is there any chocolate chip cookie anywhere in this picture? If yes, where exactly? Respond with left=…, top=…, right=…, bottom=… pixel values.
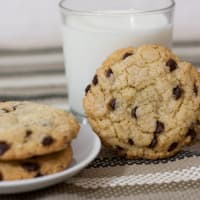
left=0, top=101, right=79, bottom=160
left=0, top=145, right=72, bottom=181
left=83, top=45, right=200, bottom=159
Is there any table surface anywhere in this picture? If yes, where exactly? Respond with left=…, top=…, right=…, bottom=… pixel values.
left=0, top=43, right=200, bottom=200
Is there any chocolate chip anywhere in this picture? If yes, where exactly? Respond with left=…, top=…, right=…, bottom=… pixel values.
left=92, top=75, right=98, bottom=85
left=116, top=145, right=124, bottom=151
left=106, top=68, right=113, bottom=77
left=154, top=121, right=165, bottom=134
left=30, top=155, right=38, bottom=159
left=34, top=172, right=43, bottom=178
left=2, top=108, right=9, bottom=113
left=0, top=142, right=10, bottom=156
left=85, top=84, right=91, bottom=95
left=25, top=130, right=32, bottom=138
left=128, top=138, right=134, bottom=145
left=21, top=162, right=40, bottom=172
left=168, top=142, right=178, bottom=152
left=173, top=86, right=183, bottom=100
left=131, top=106, right=138, bottom=119
left=0, top=172, right=3, bottom=181
left=166, top=59, right=177, bottom=72
left=42, top=136, right=54, bottom=146
left=196, top=120, right=200, bottom=125
left=123, top=52, right=133, bottom=60
left=108, top=98, right=116, bottom=111
left=186, top=128, right=196, bottom=141
left=193, top=83, right=198, bottom=96
left=149, top=135, right=158, bottom=148
left=13, top=106, right=17, bottom=111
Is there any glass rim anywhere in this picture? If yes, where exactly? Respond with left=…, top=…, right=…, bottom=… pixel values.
left=59, top=0, right=175, bottom=16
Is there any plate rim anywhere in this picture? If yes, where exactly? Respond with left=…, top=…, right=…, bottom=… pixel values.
left=0, top=124, right=101, bottom=189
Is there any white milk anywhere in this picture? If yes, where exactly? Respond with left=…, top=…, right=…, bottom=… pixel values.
left=62, top=14, right=173, bottom=115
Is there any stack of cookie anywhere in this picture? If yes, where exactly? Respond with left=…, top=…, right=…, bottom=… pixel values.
left=84, top=44, right=200, bottom=160
left=0, top=101, right=80, bottom=180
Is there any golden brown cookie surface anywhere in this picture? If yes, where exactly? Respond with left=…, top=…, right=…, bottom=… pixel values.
left=84, top=45, right=200, bottom=159
left=0, top=145, right=72, bottom=181
left=0, top=101, right=79, bottom=160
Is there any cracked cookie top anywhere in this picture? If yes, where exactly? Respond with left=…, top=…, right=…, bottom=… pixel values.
left=0, top=101, right=79, bottom=160
left=83, top=45, right=200, bottom=159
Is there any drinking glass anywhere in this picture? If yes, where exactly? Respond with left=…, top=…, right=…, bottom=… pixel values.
left=59, top=0, right=175, bottom=121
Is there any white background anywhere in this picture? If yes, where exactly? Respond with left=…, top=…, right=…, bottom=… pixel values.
left=0, top=0, right=199, bottom=49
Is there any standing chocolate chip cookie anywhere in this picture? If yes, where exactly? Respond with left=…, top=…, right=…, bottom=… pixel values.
left=0, top=101, right=80, bottom=160
left=83, top=45, right=200, bottom=159
left=0, top=145, right=72, bottom=181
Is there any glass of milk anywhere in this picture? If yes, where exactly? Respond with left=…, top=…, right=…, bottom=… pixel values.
left=59, top=0, right=175, bottom=120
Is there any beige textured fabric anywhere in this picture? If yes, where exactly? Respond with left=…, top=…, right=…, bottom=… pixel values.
left=67, top=144, right=200, bottom=188
left=0, top=44, right=200, bottom=199
left=1, top=145, right=200, bottom=199
left=1, top=181, right=200, bottom=200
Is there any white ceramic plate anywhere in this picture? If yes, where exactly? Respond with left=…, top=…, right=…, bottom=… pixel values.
left=0, top=124, right=101, bottom=194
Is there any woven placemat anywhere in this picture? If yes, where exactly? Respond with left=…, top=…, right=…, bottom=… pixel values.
left=66, top=138, right=200, bottom=188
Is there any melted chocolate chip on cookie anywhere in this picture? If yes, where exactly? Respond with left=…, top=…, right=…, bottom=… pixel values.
left=13, top=105, right=17, bottom=111
left=42, top=136, right=54, bottom=146
left=2, top=108, right=9, bottom=113
left=123, top=52, right=133, bottom=60
left=154, top=121, right=165, bottom=134
left=0, top=142, right=10, bottom=156
left=92, top=75, right=98, bottom=85
left=128, top=138, right=134, bottom=145
left=21, top=162, right=40, bottom=172
left=166, top=59, right=177, bottom=72
left=106, top=68, right=113, bottom=77
left=34, top=172, right=43, bottom=178
left=186, top=128, right=196, bottom=141
left=108, top=98, right=117, bottom=111
left=85, top=84, right=91, bottom=95
left=116, top=145, right=124, bottom=151
left=131, top=106, right=138, bottom=119
left=173, top=86, right=183, bottom=100
left=25, top=130, right=32, bottom=138
left=168, top=142, right=178, bottom=152
left=149, top=135, right=157, bottom=148
left=193, top=83, right=198, bottom=96
left=0, top=172, right=3, bottom=181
